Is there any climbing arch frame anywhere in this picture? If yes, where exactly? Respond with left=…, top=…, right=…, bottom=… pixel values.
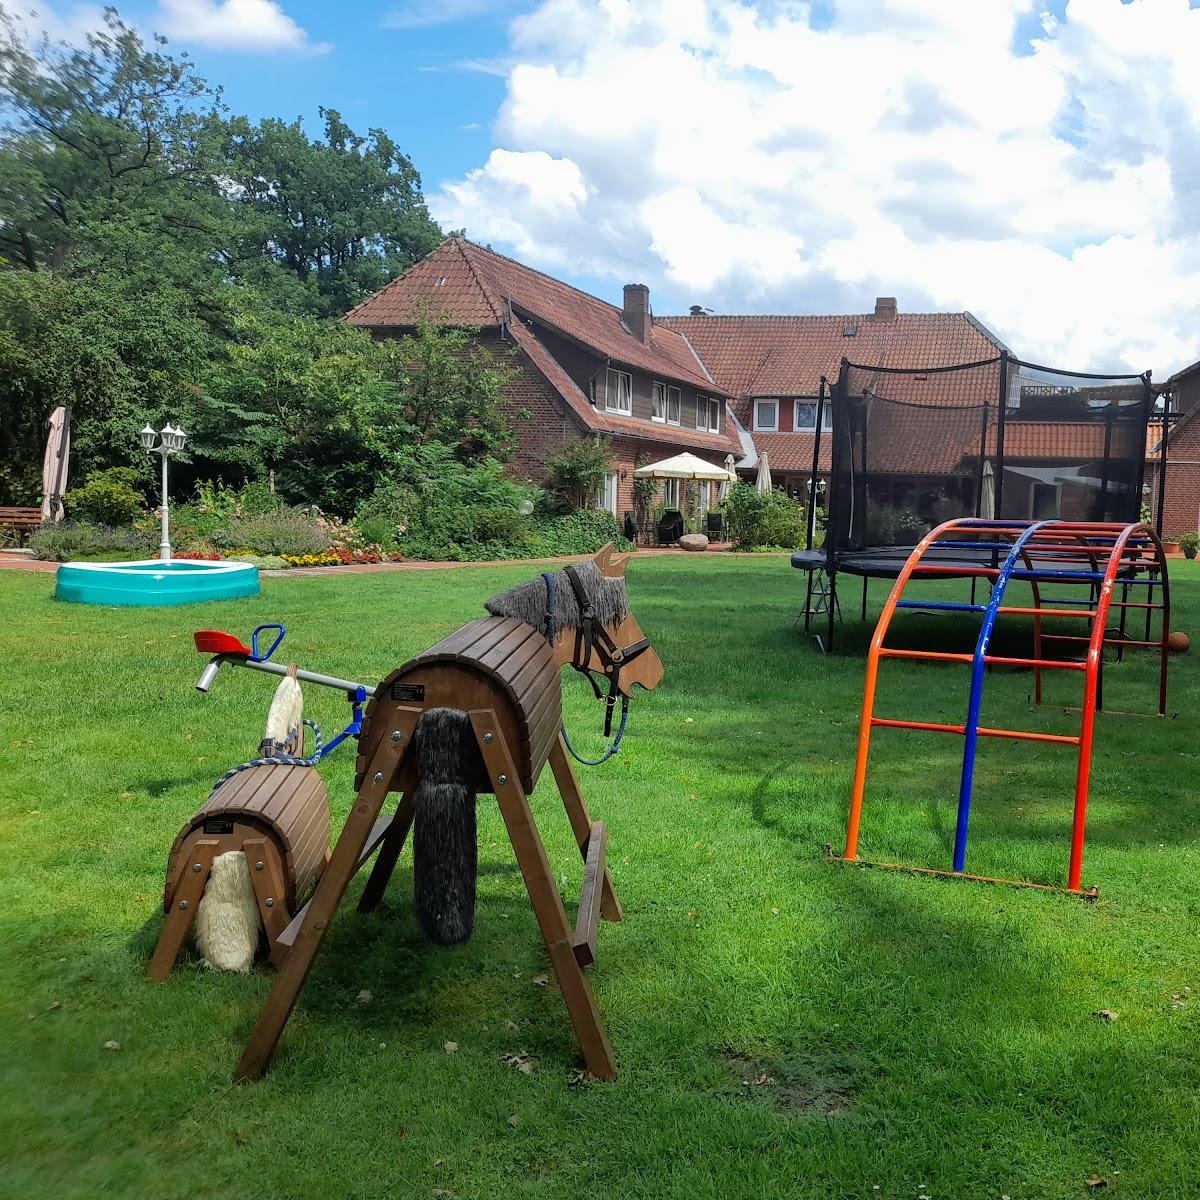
left=835, top=519, right=1171, bottom=895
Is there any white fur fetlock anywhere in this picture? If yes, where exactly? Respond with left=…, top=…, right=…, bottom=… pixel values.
left=194, top=851, right=261, bottom=972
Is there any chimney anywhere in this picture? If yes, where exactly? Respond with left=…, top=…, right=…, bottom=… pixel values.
left=623, top=283, right=651, bottom=343
left=874, top=296, right=897, bottom=323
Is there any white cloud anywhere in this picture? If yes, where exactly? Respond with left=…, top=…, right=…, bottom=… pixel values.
left=155, top=0, right=330, bottom=54
left=3, top=1, right=109, bottom=45
left=430, top=0, right=1200, bottom=373
left=384, top=0, right=507, bottom=29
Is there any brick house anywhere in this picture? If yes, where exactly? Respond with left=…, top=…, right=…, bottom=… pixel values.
left=345, top=236, right=741, bottom=522
left=348, top=237, right=1184, bottom=536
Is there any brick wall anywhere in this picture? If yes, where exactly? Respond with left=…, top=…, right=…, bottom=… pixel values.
left=1158, top=411, right=1200, bottom=536
left=476, top=329, right=584, bottom=482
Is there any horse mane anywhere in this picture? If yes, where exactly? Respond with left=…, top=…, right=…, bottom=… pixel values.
left=484, top=561, right=630, bottom=633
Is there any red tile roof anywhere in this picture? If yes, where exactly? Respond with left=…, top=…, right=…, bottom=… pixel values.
left=505, top=318, right=737, bottom=454
left=347, top=236, right=740, bottom=455
left=661, top=312, right=1003, bottom=399
left=987, top=422, right=1111, bottom=460
left=752, top=432, right=832, bottom=473
left=348, top=236, right=718, bottom=393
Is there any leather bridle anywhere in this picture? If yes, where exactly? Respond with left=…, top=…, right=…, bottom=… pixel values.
left=542, top=566, right=653, bottom=763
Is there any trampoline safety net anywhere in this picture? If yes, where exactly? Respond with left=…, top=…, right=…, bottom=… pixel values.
left=828, top=356, right=1151, bottom=557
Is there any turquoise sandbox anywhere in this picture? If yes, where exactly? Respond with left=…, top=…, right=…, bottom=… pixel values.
left=54, top=559, right=260, bottom=607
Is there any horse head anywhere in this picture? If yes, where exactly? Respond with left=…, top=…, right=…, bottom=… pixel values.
left=484, top=543, right=663, bottom=697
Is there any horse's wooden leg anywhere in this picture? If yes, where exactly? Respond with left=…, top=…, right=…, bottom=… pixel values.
left=147, top=838, right=219, bottom=982
left=548, top=735, right=623, bottom=923
left=242, top=838, right=291, bottom=965
left=357, top=793, right=415, bottom=914
left=469, top=710, right=617, bottom=1080
left=233, top=707, right=419, bottom=1082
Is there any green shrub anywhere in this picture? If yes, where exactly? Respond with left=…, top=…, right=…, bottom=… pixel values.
left=356, top=446, right=538, bottom=560
left=1178, top=531, right=1199, bottom=554
left=227, top=553, right=289, bottom=570
left=864, top=503, right=925, bottom=546
left=64, top=468, right=147, bottom=527
left=224, top=508, right=332, bottom=557
left=524, top=510, right=634, bottom=558
left=545, top=437, right=614, bottom=511
left=29, top=520, right=153, bottom=562
left=723, top=482, right=807, bottom=549
left=193, top=478, right=281, bottom=518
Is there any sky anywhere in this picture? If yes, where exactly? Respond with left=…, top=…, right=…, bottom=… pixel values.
left=10, top=0, right=1200, bottom=376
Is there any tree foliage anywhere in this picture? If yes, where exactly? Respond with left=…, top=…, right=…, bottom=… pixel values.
left=0, top=5, right=523, bottom=515
left=219, top=108, right=441, bottom=316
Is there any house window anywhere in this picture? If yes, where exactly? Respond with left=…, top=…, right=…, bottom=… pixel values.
left=698, top=397, right=722, bottom=432
left=754, top=399, right=778, bottom=431
left=597, top=470, right=618, bottom=516
left=651, top=383, right=681, bottom=425
left=662, top=478, right=681, bottom=508
left=793, top=401, right=832, bottom=433
left=605, top=369, right=632, bottom=415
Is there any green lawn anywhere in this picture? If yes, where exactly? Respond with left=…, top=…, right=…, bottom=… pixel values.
left=2, top=556, right=1198, bottom=1200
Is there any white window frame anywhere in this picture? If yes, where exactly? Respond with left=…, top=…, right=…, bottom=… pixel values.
left=597, top=470, right=618, bottom=516
left=754, top=398, right=779, bottom=432
left=651, top=381, right=667, bottom=424
left=662, top=478, right=681, bottom=508
left=698, top=396, right=722, bottom=433
left=793, top=400, right=832, bottom=433
left=605, top=368, right=632, bottom=415
left=666, top=385, right=681, bottom=425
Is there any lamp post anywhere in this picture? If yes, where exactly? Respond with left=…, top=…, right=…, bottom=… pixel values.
left=140, top=422, right=187, bottom=561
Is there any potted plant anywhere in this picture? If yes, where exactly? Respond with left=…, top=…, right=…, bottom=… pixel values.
left=1179, top=531, right=1199, bottom=560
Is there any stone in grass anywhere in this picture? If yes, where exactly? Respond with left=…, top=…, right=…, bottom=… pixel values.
left=679, top=534, right=709, bottom=552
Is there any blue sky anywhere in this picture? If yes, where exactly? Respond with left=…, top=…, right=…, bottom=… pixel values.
left=115, top=1, right=516, bottom=200
left=17, top=1, right=1200, bottom=372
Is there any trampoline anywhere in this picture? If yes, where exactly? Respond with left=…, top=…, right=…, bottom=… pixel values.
left=793, top=353, right=1157, bottom=649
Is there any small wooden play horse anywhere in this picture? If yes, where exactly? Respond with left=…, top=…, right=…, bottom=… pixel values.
left=234, top=545, right=662, bottom=1082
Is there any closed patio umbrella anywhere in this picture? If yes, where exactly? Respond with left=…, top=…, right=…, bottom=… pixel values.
left=980, top=459, right=995, bottom=520
left=755, top=451, right=772, bottom=494
left=720, top=453, right=736, bottom=501
left=41, top=405, right=71, bottom=523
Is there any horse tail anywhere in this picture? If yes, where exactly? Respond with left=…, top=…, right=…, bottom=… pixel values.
left=412, top=708, right=478, bottom=945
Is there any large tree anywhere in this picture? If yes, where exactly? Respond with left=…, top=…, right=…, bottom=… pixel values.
left=0, top=7, right=227, bottom=288
left=219, top=108, right=442, bottom=317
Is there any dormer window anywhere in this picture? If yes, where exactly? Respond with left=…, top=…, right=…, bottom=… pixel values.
left=434, top=276, right=447, bottom=287
left=794, top=401, right=832, bottom=432
left=651, top=382, right=680, bottom=425
left=697, top=397, right=722, bottom=433
left=754, top=399, right=779, bottom=432
left=605, top=368, right=633, bottom=415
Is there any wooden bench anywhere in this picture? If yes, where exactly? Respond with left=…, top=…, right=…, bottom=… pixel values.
left=0, top=507, right=42, bottom=544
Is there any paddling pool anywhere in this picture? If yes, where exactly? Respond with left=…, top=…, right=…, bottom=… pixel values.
left=54, top=559, right=260, bottom=607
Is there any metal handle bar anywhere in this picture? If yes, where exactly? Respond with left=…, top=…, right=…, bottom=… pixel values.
left=196, top=653, right=376, bottom=699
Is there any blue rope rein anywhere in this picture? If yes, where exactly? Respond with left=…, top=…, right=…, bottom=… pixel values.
left=212, top=718, right=324, bottom=789
left=542, top=570, right=629, bottom=767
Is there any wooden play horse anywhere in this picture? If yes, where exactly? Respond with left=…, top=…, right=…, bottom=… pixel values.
left=234, top=545, right=662, bottom=1082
